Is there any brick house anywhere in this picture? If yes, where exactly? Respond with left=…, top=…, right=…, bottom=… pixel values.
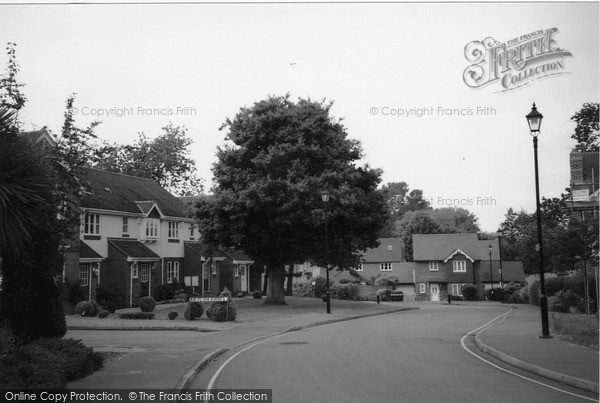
left=63, top=167, right=197, bottom=307
left=182, top=243, right=257, bottom=296
left=569, top=148, right=599, bottom=219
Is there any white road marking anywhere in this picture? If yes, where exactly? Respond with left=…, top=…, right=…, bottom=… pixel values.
left=460, top=309, right=598, bottom=402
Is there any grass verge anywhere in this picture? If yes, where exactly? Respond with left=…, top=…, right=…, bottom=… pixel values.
left=550, top=312, right=599, bottom=350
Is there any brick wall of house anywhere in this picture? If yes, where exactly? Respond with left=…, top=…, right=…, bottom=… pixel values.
left=107, top=242, right=131, bottom=307
left=220, top=260, right=234, bottom=294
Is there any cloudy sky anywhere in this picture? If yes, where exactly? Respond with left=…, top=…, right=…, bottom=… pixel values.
left=1, top=1, right=598, bottom=232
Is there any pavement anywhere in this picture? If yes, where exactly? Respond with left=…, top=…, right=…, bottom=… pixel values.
left=66, top=300, right=599, bottom=394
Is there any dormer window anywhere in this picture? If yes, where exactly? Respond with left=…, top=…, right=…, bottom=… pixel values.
left=453, top=260, right=467, bottom=272
left=146, top=219, right=159, bottom=238
left=84, top=213, right=100, bottom=235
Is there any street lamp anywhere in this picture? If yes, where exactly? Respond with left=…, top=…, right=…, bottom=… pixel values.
left=320, top=190, right=331, bottom=314
left=526, top=102, right=552, bottom=338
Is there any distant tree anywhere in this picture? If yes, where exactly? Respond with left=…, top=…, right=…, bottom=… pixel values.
left=93, top=123, right=203, bottom=196
left=397, top=211, right=442, bottom=261
left=0, top=43, right=27, bottom=122
left=195, top=95, right=387, bottom=305
left=427, top=207, right=480, bottom=234
left=378, top=182, right=430, bottom=237
left=570, top=103, right=599, bottom=152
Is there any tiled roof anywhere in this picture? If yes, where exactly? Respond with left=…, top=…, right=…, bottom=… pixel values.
left=222, top=249, right=254, bottom=263
left=413, top=233, right=480, bottom=261
left=80, top=167, right=189, bottom=218
left=476, top=239, right=501, bottom=261
left=361, top=238, right=404, bottom=262
left=17, top=127, right=55, bottom=147
left=479, top=261, right=525, bottom=282
left=79, top=241, right=103, bottom=259
left=184, top=241, right=227, bottom=259
left=108, top=239, right=160, bottom=259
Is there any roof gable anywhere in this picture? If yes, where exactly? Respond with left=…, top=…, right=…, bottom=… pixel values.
left=444, top=248, right=475, bottom=263
left=413, top=233, right=481, bottom=261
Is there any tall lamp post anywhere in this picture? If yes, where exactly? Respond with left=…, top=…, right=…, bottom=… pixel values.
left=320, top=190, right=331, bottom=314
left=526, top=103, right=552, bottom=338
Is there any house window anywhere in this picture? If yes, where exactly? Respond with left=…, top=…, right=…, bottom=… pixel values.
left=122, top=217, right=129, bottom=234
left=453, top=260, right=467, bottom=272
left=203, top=263, right=210, bottom=292
left=211, top=261, right=217, bottom=275
left=140, top=264, right=149, bottom=283
left=452, top=284, right=462, bottom=296
left=429, top=261, right=438, bottom=271
left=419, top=283, right=426, bottom=294
left=380, top=263, right=392, bottom=271
left=132, top=264, right=139, bottom=279
left=356, top=264, right=363, bottom=272
left=79, top=265, right=89, bottom=286
left=190, top=225, right=195, bottom=238
left=167, top=261, right=180, bottom=283
left=168, top=221, right=179, bottom=239
left=234, top=265, right=239, bottom=277
left=84, top=214, right=100, bottom=235
left=145, top=219, right=159, bottom=238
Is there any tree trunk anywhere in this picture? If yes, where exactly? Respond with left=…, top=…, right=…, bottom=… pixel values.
left=286, top=263, right=294, bottom=296
left=262, top=267, right=270, bottom=295
left=264, top=264, right=287, bottom=305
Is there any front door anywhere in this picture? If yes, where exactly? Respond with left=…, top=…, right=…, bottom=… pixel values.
left=430, top=283, right=440, bottom=302
left=240, top=264, right=248, bottom=293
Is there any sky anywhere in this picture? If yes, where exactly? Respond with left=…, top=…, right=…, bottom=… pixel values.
left=0, top=1, right=598, bottom=232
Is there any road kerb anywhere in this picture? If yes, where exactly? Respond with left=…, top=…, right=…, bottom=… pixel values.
left=474, top=333, right=599, bottom=393
left=173, top=348, right=228, bottom=393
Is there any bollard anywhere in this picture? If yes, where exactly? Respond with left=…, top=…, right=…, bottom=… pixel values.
left=448, top=294, right=451, bottom=304
left=377, top=295, right=380, bottom=304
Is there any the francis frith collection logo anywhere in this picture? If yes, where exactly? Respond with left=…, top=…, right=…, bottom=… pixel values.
left=463, top=28, right=572, bottom=92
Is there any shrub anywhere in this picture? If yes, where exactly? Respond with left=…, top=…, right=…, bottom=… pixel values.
left=138, top=296, right=156, bottom=313
left=184, top=301, right=204, bottom=320
left=96, top=286, right=118, bottom=312
left=97, top=300, right=117, bottom=313
left=331, top=283, right=361, bottom=301
left=548, top=290, right=584, bottom=313
left=485, top=288, right=503, bottom=302
left=461, top=285, right=478, bottom=301
left=155, top=284, right=174, bottom=302
left=75, top=301, right=100, bottom=317
left=173, top=292, right=189, bottom=302
left=118, top=312, right=155, bottom=320
left=338, top=278, right=351, bottom=284
left=545, top=277, right=565, bottom=297
left=508, top=291, right=527, bottom=304
left=292, top=280, right=316, bottom=297
left=66, top=280, right=85, bottom=305
left=375, top=276, right=400, bottom=288
left=98, top=310, right=110, bottom=319
left=518, top=285, right=530, bottom=304
left=207, top=300, right=237, bottom=322
left=376, top=289, right=391, bottom=301
left=252, top=290, right=262, bottom=299
left=168, top=310, right=179, bottom=320
left=0, top=338, right=104, bottom=389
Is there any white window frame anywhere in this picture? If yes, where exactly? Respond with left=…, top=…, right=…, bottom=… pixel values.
left=122, top=217, right=129, bottom=234
left=84, top=213, right=100, bottom=235
left=380, top=263, right=392, bottom=271
left=132, top=264, right=139, bottom=279
left=79, top=265, right=89, bottom=286
left=453, top=260, right=467, bottom=273
left=452, top=284, right=462, bottom=296
left=211, top=261, right=217, bottom=275
left=140, top=264, right=149, bottom=283
left=419, top=283, right=426, bottom=294
left=190, top=225, right=195, bottom=238
left=429, top=261, right=438, bottom=271
left=168, top=221, right=179, bottom=239
left=167, top=261, right=180, bottom=284
left=234, top=265, right=239, bottom=277
left=145, top=219, right=159, bottom=238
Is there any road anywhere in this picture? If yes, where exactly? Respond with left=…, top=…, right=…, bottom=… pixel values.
left=192, top=305, right=597, bottom=403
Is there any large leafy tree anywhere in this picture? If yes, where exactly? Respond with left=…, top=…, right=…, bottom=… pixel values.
left=396, top=211, right=442, bottom=261
left=0, top=43, right=26, bottom=122
left=195, top=95, right=387, bottom=304
left=93, top=123, right=203, bottom=196
left=570, top=102, right=599, bottom=152
left=378, top=181, right=430, bottom=237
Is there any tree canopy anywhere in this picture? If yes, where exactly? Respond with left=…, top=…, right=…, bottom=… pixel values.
left=570, top=102, right=599, bottom=152
left=195, top=95, right=388, bottom=304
